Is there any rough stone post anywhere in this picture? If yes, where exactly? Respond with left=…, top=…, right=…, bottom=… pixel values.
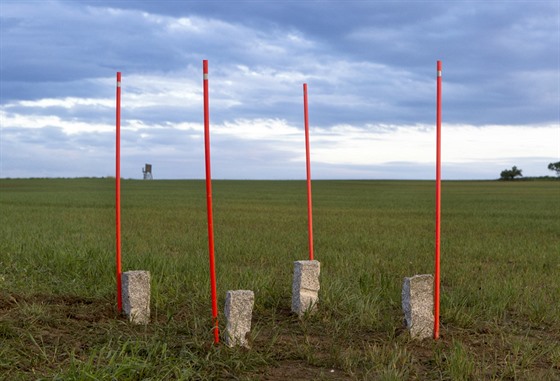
left=122, top=270, right=151, bottom=325
left=291, top=260, right=320, bottom=316
left=224, top=290, right=254, bottom=348
left=402, top=274, right=434, bottom=339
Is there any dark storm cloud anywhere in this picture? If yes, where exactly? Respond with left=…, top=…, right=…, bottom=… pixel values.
left=2, top=0, right=558, bottom=124
left=1, top=0, right=558, bottom=179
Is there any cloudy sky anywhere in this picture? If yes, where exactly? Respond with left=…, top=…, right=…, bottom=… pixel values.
left=1, top=0, right=558, bottom=179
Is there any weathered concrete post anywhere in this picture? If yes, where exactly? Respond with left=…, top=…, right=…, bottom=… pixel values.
left=224, top=290, right=254, bottom=348
left=291, top=260, right=320, bottom=317
left=122, top=270, right=151, bottom=325
left=402, top=274, right=434, bottom=339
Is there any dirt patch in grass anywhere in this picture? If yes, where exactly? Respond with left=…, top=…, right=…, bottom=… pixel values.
left=1, top=291, right=559, bottom=380
left=255, top=360, right=350, bottom=381
left=1, top=292, right=116, bottom=324
left=0, top=292, right=119, bottom=372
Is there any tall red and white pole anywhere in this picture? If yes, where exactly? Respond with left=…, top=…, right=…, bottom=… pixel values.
left=303, top=83, right=314, bottom=261
left=434, top=60, right=442, bottom=340
left=115, top=72, right=122, bottom=312
left=203, top=60, right=220, bottom=344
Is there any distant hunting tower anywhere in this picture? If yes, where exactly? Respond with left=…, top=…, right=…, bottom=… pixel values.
left=142, top=164, right=153, bottom=180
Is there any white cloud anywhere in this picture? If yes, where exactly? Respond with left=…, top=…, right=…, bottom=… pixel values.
left=440, top=124, right=559, bottom=164
left=7, top=97, right=113, bottom=109
left=0, top=110, right=112, bottom=134
left=214, top=118, right=300, bottom=140
left=2, top=104, right=558, bottom=178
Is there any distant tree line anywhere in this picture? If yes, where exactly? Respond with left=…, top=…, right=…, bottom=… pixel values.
left=500, top=166, right=522, bottom=180
left=548, top=161, right=560, bottom=177
left=499, top=162, right=560, bottom=180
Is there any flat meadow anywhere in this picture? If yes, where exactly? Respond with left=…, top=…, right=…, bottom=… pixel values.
left=0, top=178, right=559, bottom=380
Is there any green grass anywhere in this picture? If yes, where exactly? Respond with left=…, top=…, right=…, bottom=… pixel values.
left=1, top=178, right=559, bottom=380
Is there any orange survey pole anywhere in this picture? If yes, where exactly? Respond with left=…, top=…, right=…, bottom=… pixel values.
left=303, top=83, right=314, bottom=261
left=115, top=72, right=122, bottom=312
left=434, top=60, right=442, bottom=340
left=203, top=60, right=220, bottom=344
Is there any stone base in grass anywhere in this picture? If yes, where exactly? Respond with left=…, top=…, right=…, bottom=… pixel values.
left=122, top=270, right=150, bottom=325
left=291, top=260, right=320, bottom=317
left=402, top=274, right=433, bottom=339
left=225, top=290, right=254, bottom=348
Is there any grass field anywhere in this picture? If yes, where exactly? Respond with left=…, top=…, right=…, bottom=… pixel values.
left=1, top=178, right=559, bottom=380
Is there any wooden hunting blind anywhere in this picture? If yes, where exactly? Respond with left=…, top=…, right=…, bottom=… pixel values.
left=142, top=164, right=153, bottom=180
